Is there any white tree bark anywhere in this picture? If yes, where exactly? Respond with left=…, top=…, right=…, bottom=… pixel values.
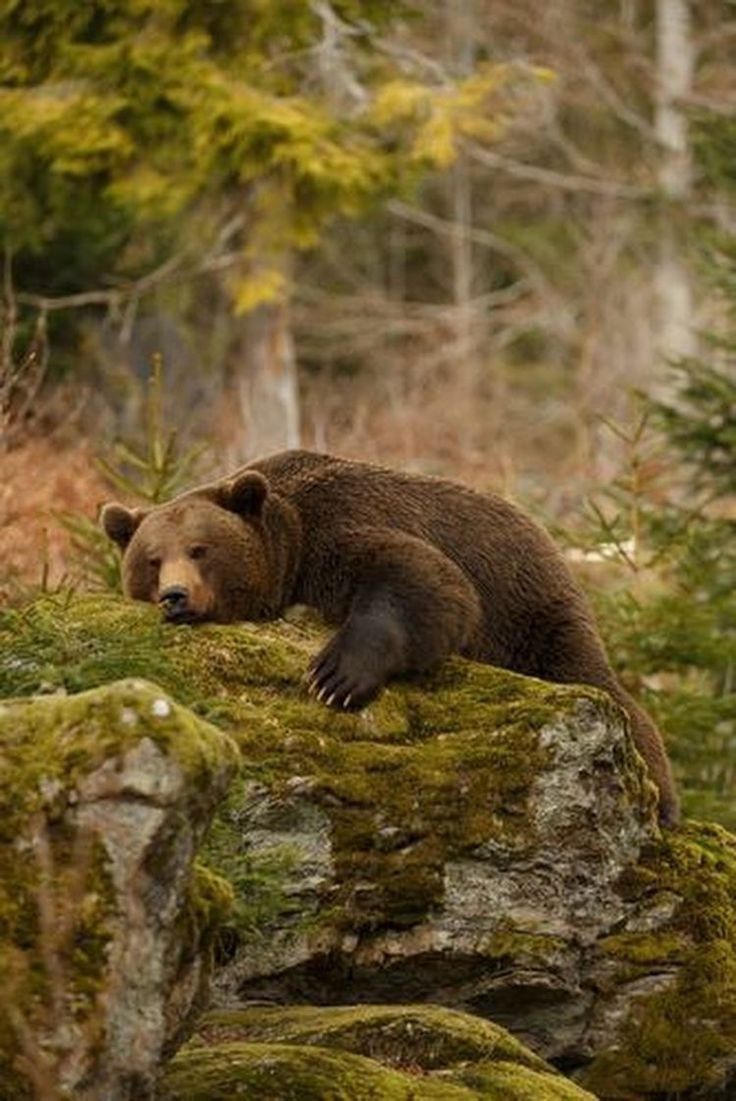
left=446, top=0, right=479, bottom=373
left=654, top=0, right=697, bottom=377
left=236, top=295, right=300, bottom=461
left=449, top=156, right=476, bottom=367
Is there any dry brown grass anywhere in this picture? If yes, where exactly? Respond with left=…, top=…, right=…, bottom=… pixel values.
left=0, top=436, right=112, bottom=598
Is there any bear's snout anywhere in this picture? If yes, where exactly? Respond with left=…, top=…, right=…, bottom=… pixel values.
left=159, top=585, right=195, bottom=623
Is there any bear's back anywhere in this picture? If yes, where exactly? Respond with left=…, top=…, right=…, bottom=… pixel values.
left=248, top=450, right=585, bottom=664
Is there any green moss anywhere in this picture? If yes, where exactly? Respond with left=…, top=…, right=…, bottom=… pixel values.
left=0, top=593, right=309, bottom=706
left=0, top=677, right=239, bottom=807
left=176, top=861, right=235, bottom=976
left=205, top=662, right=582, bottom=929
left=193, top=1003, right=551, bottom=1073
left=582, top=821, right=736, bottom=1099
left=596, top=930, right=689, bottom=967
left=202, top=802, right=309, bottom=946
left=479, top=928, right=570, bottom=967
left=159, top=1004, right=597, bottom=1099
left=157, top=1041, right=477, bottom=1100
left=189, top=862, right=236, bottom=929
left=454, top=1061, right=594, bottom=1101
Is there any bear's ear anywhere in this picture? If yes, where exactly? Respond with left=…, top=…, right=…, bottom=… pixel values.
left=100, top=503, right=146, bottom=549
left=216, top=471, right=269, bottom=519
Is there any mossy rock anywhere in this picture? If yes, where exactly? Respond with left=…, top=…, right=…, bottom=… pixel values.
left=158, top=1040, right=483, bottom=1100
left=581, top=820, right=736, bottom=1100
left=7, top=594, right=735, bottom=1098
left=0, top=678, right=237, bottom=1100
left=192, top=1003, right=553, bottom=1072
left=159, top=1004, right=595, bottom=1100
left=0, top=593, right=652, bottom=940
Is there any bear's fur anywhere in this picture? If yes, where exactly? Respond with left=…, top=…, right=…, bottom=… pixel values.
left=101, top=449, right=679, bottom=826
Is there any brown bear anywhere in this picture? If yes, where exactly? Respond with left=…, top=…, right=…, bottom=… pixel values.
left=101, top=449, right=679, bottom=826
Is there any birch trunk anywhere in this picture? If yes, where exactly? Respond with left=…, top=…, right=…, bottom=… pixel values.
left=235, top=291, right=300, bottom=461
left=446, top=0, right=478, bottom=374
left=654, top=0, right=696, bottom=383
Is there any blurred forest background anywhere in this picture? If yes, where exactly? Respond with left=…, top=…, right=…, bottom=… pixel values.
left=0, top=0, right=734, bottom=824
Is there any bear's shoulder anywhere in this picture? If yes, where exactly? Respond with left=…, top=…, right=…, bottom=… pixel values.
left=247, top=450, right=372, bottom=498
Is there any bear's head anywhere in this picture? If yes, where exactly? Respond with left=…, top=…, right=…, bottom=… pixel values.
left=101, top=471, right=279, bottom=624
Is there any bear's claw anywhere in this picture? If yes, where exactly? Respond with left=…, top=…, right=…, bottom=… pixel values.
left=306, top=634, right=385, bottom=712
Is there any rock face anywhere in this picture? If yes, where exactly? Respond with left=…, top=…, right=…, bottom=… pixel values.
left=208, top=686, right=657, bottom=1049
left=0, top=678, right=237, bottom=1101
left=1, top=595, right=736, bottom=1100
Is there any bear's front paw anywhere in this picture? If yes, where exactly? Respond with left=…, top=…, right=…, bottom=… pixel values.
left=306, top=633, right=386, bottom=711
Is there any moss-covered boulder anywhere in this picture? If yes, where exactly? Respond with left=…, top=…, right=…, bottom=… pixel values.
left=0, top=677, right=237, bottom=1101
left=2, top=595, right=736, bottom=1099
left=579, top=821, right=736, bottom=1099
left=158, top=1004, right=595, bottom=1100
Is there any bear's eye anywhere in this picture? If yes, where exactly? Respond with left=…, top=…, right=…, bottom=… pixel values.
left=148, top=555, right=161, bottom=570
left=188, top=545, right=207, bottom=560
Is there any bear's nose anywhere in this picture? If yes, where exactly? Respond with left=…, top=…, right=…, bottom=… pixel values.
left=159, top=586, right=191, bottom=621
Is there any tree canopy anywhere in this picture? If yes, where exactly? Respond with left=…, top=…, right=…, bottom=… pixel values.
left=0, top=0, right=525, bottom=308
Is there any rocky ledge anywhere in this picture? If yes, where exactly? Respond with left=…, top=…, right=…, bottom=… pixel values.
left=0, top=594, right=735, bottom=1100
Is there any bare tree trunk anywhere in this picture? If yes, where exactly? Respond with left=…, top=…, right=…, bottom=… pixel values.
left=235, top=291, right=300, bottom=460
left=230, top=2, right=369, bottom=463
left=449, top=156, right=475, bottom=367
left=445, top=0, right=479, bottom=377
left=654, top=0, right=696, bottom=384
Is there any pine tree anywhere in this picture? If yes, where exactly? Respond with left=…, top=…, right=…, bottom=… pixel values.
left=571, top=350, right=735, bottom=827
left=0, top=2, right=521, bottom=365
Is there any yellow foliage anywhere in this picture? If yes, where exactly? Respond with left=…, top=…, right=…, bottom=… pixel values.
left=106, top=166, right=193, bottom=220
left=231, top=266, right=287, bottom=313
left=372, top=79, right=430, bottom=125
left=369, top=63, right=523, bottom=170
left=412, top=109, right=456, bottom=168
left=0, top=85, right=131, bottom=170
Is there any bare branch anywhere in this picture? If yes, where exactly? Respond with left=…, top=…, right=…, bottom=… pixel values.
left=16, top=252, right=183, bottom=313
left=693, top=20, right=736, bottom=55
left=684, top=92, right=736, bottom=117
left=16, top=214, right=247, bottom=315
left=370, top=33, right=451, bottom=85
left=1, top=251, right=51, bottom=451
left=387, top=199, right=553, bottom=299
left=12, top=313, right=49, bottom=430
left=311, top=0, right=368, bottom=109
left=576, top=53, right=658, bottom=141
left=467, top=144, right=652, bottom=200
